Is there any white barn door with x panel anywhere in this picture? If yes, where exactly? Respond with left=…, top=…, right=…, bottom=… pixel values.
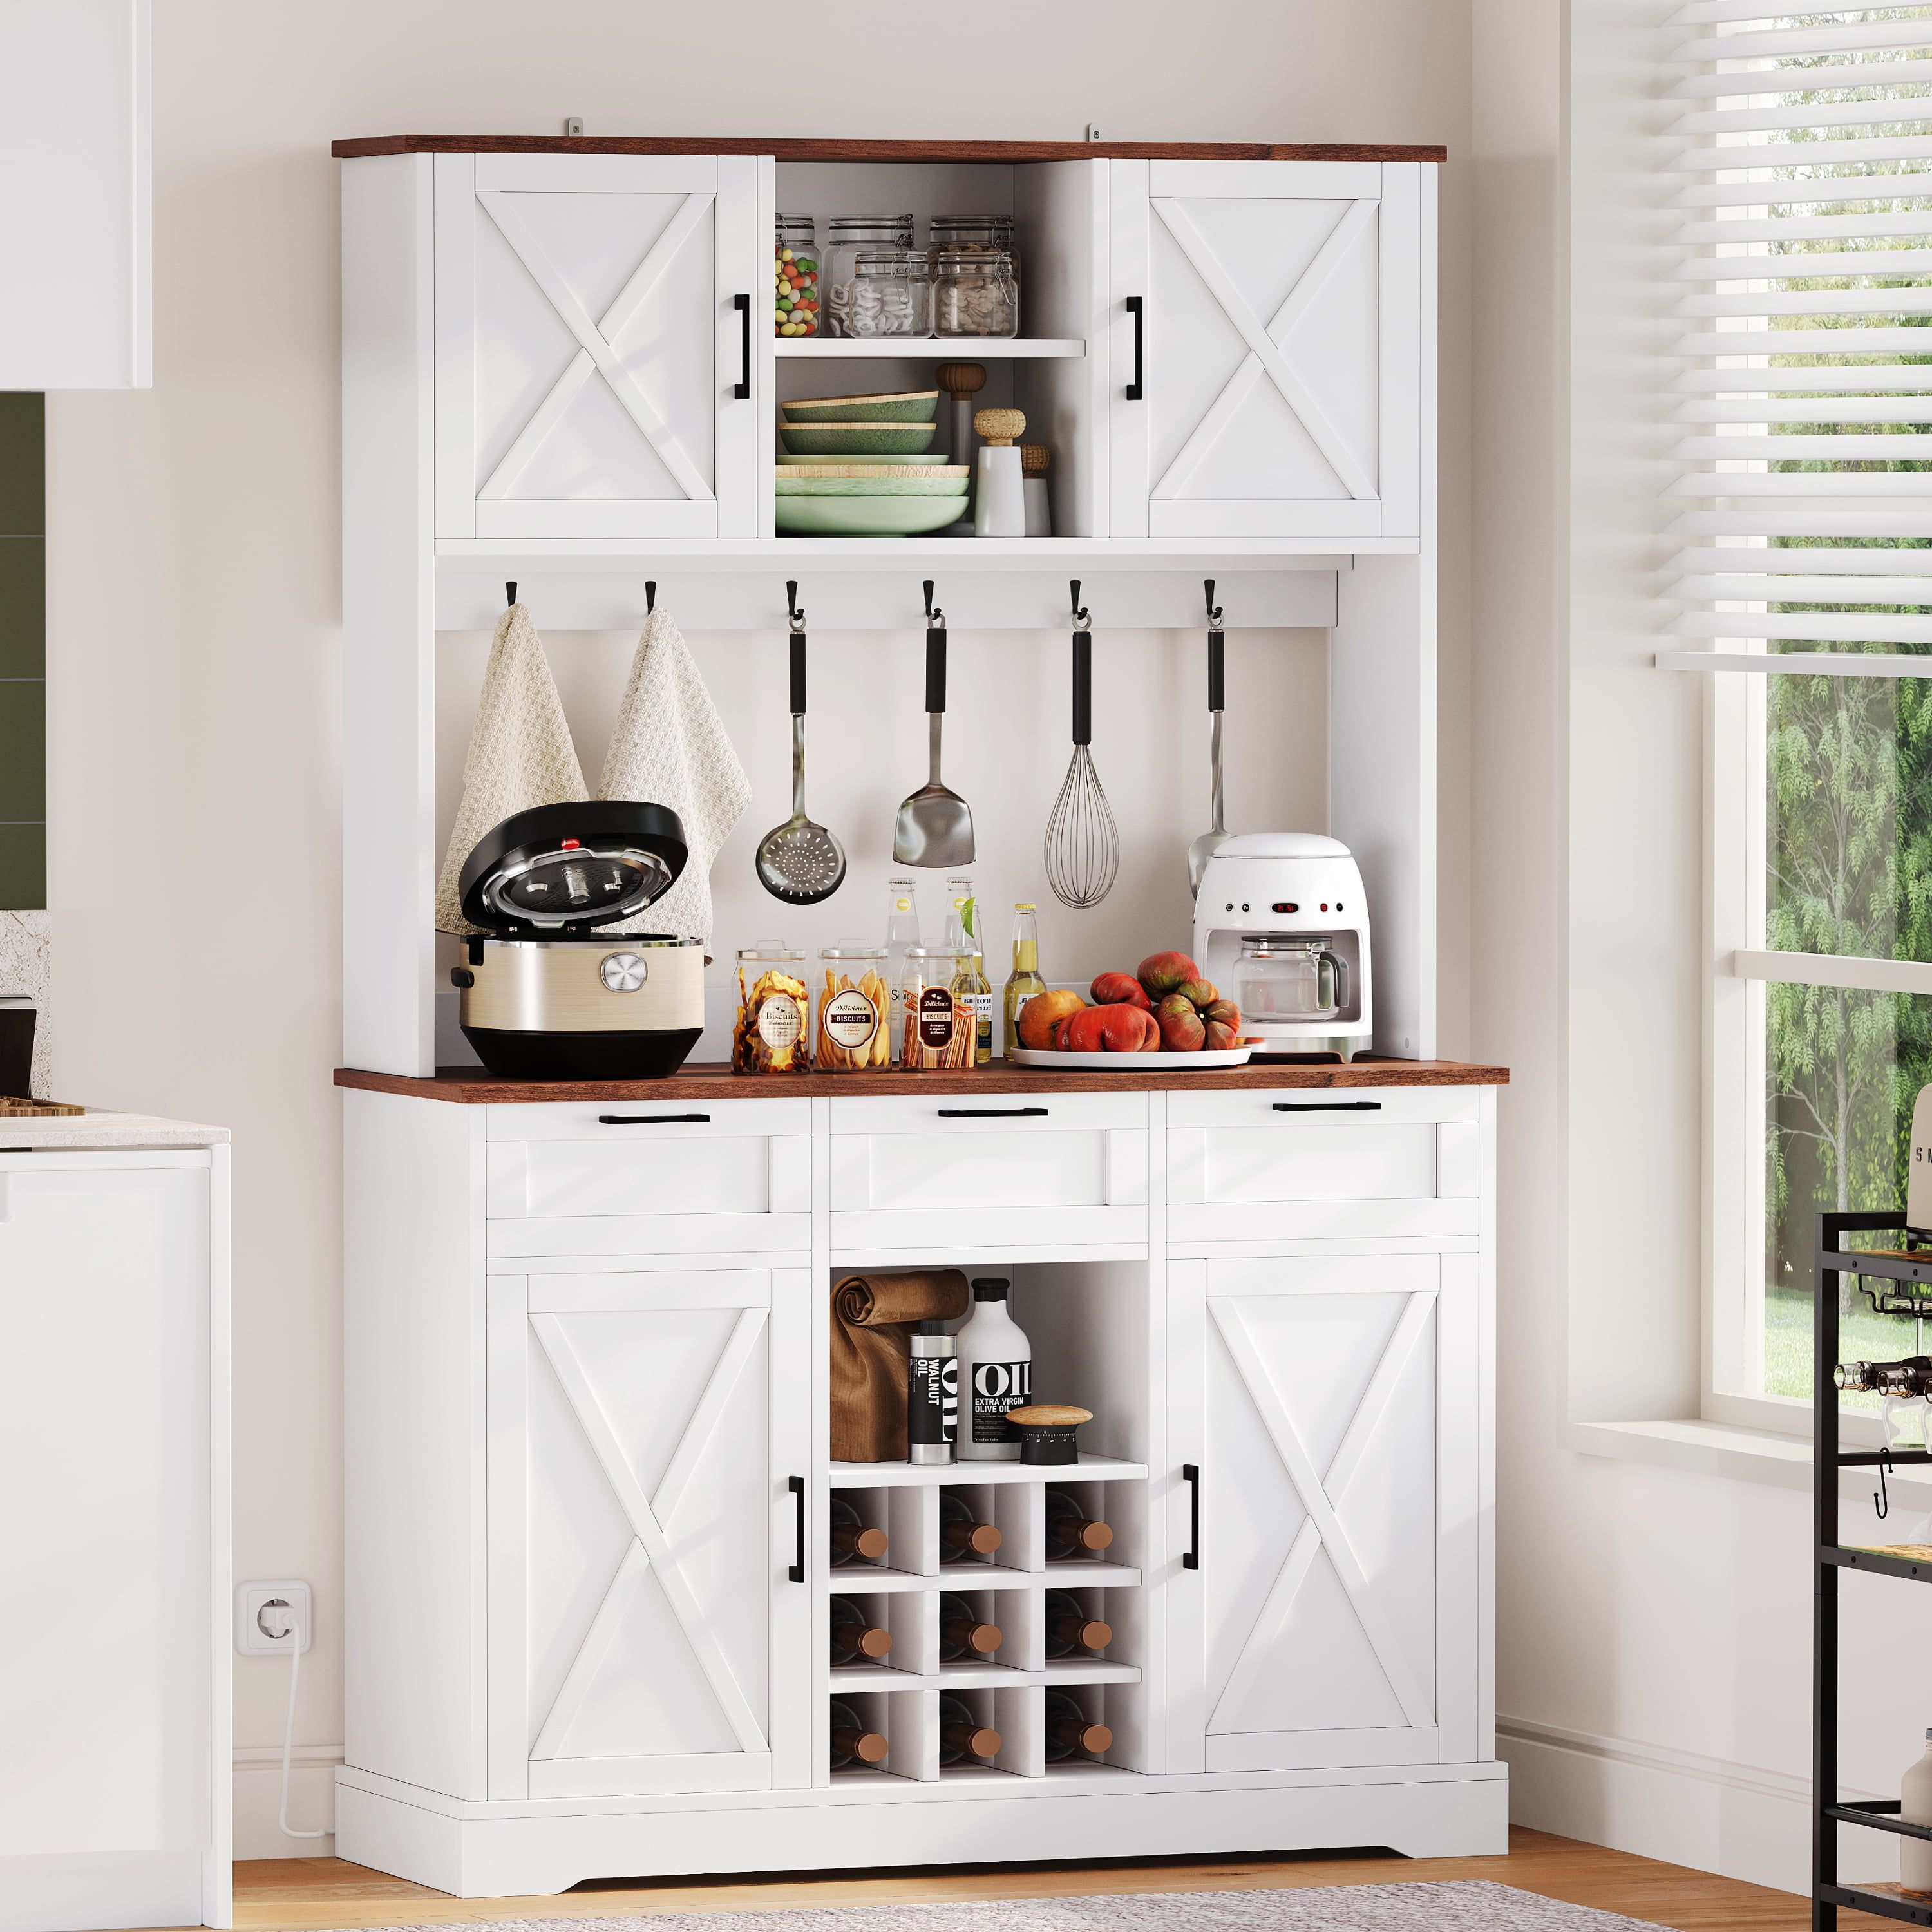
left=486, top=1266, right=811, bottom=1801
left=435, top=153, right=768, bottom=540
left=1108, top=160, right=1421, bottom=540
left=1166, top=1251, right=1479, bottom=1776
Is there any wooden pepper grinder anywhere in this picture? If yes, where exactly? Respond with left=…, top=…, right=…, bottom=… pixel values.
left=1021, top=442, right=1052, bottom=537
left=938, top=361, right=986, bottom=534
left=972, top=406, right=1027, bottom=538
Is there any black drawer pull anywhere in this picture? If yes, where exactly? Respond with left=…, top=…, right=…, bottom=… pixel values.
left=1272, top=1101, right=1382, bottom=1113
left=732, top=292, right=752, bottom=399
left=936, top=1106, right=1050, bottom=1119
left=598, top=1113, right=712, bottom=1124
left=788, top=1475, right=806, bottom=1582
left=1182, top=1463, right=1200, bottom=1570
left=1125, top=295, right=1144, bottom=400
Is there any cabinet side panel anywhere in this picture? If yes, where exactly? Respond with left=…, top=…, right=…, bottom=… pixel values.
left=343, top=1090, right=488, bottom=1795
left=343, top=154, right=437, bottom=1075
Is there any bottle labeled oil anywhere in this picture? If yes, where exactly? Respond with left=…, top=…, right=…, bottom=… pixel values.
left=1045, top=1488, right=1113, bottom=1557
left=829, top=1698, right=889, bottom=1771
left=954, top=1277, right=1032, bottom=1461
left=1044, top=1587, right=1112, bottom=1658
left=1043, top=1689, right=1113, bottom=1762
left=829, top=1596, right=893, bottom=1665
left=909, top=1320, right=958, bottom=1464
left=938, top=1591, right=1002, bottom=1661
left=939, top=1693, right=1001, bottom=1765
left=829, top=1493, right=889, bottom=1567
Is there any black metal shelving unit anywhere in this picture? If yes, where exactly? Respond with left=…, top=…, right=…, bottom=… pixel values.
left=1815, top=1212, right=1932, bottom=1927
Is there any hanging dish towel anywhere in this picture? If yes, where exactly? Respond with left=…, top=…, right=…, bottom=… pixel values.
left=597, top=605, right=750, bottom=948
left=435, top=602, right=588, bottom=935
left=829, top=1268, right=970, bottom=1462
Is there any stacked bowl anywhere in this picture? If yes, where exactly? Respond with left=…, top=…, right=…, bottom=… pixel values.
left=775, top=390, right=967, bottom=535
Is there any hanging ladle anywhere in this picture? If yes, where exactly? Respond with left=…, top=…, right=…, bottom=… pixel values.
left=893, top=580, right=976, bottom=867
left=755, top=582, right=848, bottom=905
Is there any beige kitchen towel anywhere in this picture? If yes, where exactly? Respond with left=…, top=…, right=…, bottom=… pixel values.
left=435, top=603, right=588, bottom=934
left=597, top=605, right=750, bottom=948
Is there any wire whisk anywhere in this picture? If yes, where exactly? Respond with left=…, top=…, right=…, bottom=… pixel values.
left=1044, top=581, right=1119, bottom=910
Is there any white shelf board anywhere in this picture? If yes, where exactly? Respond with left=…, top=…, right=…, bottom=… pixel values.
left=1656, top=649, right=1932, bottom=678
left=829, top=1659, right=1141, bottom=1692
left=1041, top=1562, right=1143, bottom=1587
left=1041, top=1658, right=1142, bottom=1685
left=777, top=337, right=1085, bottom=359
left=825, top=1560, right=1143, bottom=1591
left=826, top=1564, right=940, bottom=1593
left=437, top=537, right=1381, bottom=567
left=828, top=1455, right=1148, bottom=1488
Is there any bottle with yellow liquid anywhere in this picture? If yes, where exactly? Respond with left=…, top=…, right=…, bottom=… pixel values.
left=1003, top=902, right=1046, bottom=1059
left=946, top=878, right=994, bottom=1067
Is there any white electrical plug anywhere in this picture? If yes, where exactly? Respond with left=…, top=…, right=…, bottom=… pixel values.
left=235, top=1580, right=312, bottom=1656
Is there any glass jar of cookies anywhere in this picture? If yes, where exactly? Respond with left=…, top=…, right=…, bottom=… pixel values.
left=815, top=945, right=891, bottom=1072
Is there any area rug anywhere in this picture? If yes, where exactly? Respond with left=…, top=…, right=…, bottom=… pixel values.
left=337, top=1883, right=1667, bottom=1929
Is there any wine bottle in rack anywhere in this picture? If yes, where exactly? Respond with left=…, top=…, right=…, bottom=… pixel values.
left=829, top=1494, right=889, bottom=1566
left=938, top=1693, right=1001, bottom=1765
left=938, top=1591, right=1003, bottom=1660
left=829, top=1596, right=893, bottom=1664
left=939, top=1490, right=1002, bottom=1556
left=1043, top=1689, right=1113, bottom=1762
left=829, top=1698, right=889, bottom=1770
left=1044, top=1587, right=1112, bottom=1658
left=1045, top=1488, right=1113, bottom=1557
left=1836, top=1356, right=1932, bottom=1394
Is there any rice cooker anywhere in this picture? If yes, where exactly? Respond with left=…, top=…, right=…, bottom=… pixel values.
left=451, top=801, right=705, bottom=1080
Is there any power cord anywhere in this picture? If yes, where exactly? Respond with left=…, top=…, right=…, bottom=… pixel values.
left=258, top=1598, right=327, bottom=1841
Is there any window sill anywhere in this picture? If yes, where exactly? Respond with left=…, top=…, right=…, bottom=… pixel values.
left=1570, top=1416, right=1932, bottom=1503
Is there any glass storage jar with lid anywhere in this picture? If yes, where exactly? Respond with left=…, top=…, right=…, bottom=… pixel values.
left=775, top=215, right=820, bottom=337
left=822, top=215, right=915, bottom=336
left=734, top=945, right=811, bottom=1072
left=929, top=215, right=1019, bottom=296
left=933, top=248, right=1019, bottom=338
left=1236, top=937, right=1348, bottom=1023
left=816, top=945, right=891, bottom=1072
left=847, top=249, right=934, bottom=338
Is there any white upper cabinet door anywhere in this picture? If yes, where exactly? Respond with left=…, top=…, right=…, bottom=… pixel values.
left=1166, top=1251, right=1480, bottom=1776
left=488, top=1268, right=810, bottom=1802
left=1109, top=160, right=1423, bottom=540
left=0, top=0, right=150, bottom=388
left=435, top=153, right=768, bottom=540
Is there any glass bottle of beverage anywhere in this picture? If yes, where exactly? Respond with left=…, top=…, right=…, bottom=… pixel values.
left=885, top=875, right=923, bottom=1058
left=946, top=878, right=993, bottom=1067
left=1045, top=1488, right=1113, bottom=1557
left=1003, top=903, right=1046, bottom=1059
left=829, top=1493, right=889, bottom=1567
left=938, top=1693, right=1001, bottom=1765
left=1043, top=1587, right=1112, bottom=1658
left=1043, top=1689, right=1113, bottom=1762
left=938, top=1591, right=1002, bottom=1660
left=829, top=1595, right=893, bottom=1664
left=939, top=1490, right=1002, bottom=1555
left=1837, top=1356, right=1932, bottom=1394
left=829, top=1698, right=888, bottom=1770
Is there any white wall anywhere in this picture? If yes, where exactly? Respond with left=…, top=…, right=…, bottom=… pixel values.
left=41, top=0, right=1475, bottom=1857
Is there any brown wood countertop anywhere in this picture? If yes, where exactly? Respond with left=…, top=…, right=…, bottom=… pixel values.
left=332, top=136, right=1447, bottom=164
left=334, top=1057, right=1508, bottom=1104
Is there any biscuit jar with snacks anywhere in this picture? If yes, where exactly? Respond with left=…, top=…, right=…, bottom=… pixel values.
left=899, top=945, right=975, bottom=1072
left=816, top=945, right=891, bottom=1074
left=734, top=946, right=811, bottom=1074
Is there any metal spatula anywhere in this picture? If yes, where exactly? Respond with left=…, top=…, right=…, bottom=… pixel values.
left=756, top=585, right=848, bottom=905
left=1188, top=580, right=1231, bottom=897
left=893, top=580, right=976, bottom=868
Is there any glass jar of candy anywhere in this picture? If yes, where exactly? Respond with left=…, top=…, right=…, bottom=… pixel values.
left=848, top=249, right=934, bottom=339
left=822, top=215, right=915, bottom=337
left=775, top=216, right=820, bottom=337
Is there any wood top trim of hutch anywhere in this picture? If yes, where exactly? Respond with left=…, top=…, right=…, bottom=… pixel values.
left=334, top=1057, right=1508, bottom=1104
left=331, top=136, right=1449, bottom=164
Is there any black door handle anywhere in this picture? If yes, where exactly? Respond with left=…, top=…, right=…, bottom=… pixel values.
left=788, top=1475, right=806, bottom=1582
left=733, top=292, right=752, bottom=399
left=1272, top=1101, right=1382, bottom=1113
left=598, top=1113, right=712, bottom=1124
left=1182, top=1463, right=1200, bottom=1570
left=1125, top=295, right=1144, bottom=400
left=936, top=1107, right=1050, bottom=1119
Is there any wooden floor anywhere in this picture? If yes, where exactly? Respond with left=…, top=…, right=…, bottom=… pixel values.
left=209, top=1828, right=1895, bottom=1931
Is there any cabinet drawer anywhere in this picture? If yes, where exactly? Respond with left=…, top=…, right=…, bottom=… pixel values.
left=486, top=1102, right=811, bottom=1256
left=1167, top=1087, right=1484, bottom=1243
left=828, top=1092, right=1148, bottom=1249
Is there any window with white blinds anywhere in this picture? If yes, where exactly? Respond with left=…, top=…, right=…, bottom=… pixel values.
left=1667, top=3, right=1932, bottom=644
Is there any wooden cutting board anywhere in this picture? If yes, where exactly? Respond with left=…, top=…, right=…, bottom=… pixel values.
left=0, top=1095, right=84, bottom=1117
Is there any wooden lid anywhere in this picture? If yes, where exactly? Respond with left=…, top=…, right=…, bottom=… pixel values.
left=936, top=361, right=987, bottom=396
left=973, top=406, right=1025, bottom=446
left=1075, top=1617, right=1112, bottom=1650
left=851, top=1729, right=889, bottom=1764
left=1078, top=1721, right=1113, bottom=1754
left=960, top=1725, right=1001, bottom=1758
left=1021, top=442, right=1052, bottom=475
left=857, top=1625, right=893, bottom=1658
left=945, top=1618, right=1002, bottom=1654
left=1009, top=1404, right=1092, bottom=1427
left=853, top=1526, right=889, bottom=1560
left=1069, top=1519, right=1113, bottom=1550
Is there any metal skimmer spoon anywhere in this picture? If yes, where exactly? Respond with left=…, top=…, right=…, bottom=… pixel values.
left=756, top=583, right=848, bottom=905
left=893, top=580, right=976, bottom=869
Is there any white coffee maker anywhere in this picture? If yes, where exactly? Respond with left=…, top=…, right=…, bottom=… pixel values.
left=1193, top=833, right=1374, bottom=1059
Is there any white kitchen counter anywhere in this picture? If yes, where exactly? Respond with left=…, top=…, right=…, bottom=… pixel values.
left=0, top=1108, right=230, bottom=1151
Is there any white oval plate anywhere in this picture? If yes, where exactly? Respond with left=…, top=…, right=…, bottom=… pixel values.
left=1009, top=1041, right=1261, bottom=1070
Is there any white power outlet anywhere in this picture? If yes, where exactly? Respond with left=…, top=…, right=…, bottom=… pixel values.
left=236, top=1580, right=312, bottom=1656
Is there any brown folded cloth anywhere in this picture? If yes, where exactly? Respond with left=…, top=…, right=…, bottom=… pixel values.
left=830, top=1269, right=969, bottom=1462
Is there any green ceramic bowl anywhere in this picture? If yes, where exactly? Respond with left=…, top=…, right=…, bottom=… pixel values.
left=774, top=494, right=971, bottom=536
left=777, top=449, right=949, bottom=466
left=779, top=420, right=940, bottom=457
left=775, top=475, right=969, bottom=497
left=782, top=390, right=940, bottom=424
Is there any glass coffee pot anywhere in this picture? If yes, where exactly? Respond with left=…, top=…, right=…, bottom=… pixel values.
left=1236, top=937, right=1348, bottom=1023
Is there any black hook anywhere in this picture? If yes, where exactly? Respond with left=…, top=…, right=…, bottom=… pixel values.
left=645, top=580, right=656, bottom=615
left=1878, top=1444, right=1895, bottom=1519
left=786, top=578, right=805, bottom=631
left=923, top=578, right=939, bottom=623
left=506, top=580, right=517, bottom=609
left=1205, top=578, right=1224, bottom=629
left=1070, top=578, right=1090, bottom=626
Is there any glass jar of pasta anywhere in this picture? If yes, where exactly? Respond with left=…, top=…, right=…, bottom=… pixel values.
left=734, top=947, right=810, bottom=1074
left=816, top=945, right=891, bottom=1072
left=898, top=946, right=974, bottom=1072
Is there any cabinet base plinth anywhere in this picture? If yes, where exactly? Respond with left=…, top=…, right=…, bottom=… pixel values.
left=334, top=1766, right=1510, bottom=1899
